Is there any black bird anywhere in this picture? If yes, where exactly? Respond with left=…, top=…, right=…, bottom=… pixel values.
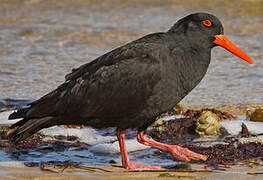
left=8, top=13, right=253, bottom=170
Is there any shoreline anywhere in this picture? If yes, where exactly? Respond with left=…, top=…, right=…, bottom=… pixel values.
left=0, top=161, right=263, bottom=180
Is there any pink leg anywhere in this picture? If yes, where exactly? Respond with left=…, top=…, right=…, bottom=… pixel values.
left=137, top=131, right=207, bottom=161
left=116, top=129, right=161, bottom=170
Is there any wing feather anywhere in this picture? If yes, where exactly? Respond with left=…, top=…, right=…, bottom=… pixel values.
left=25, top=41, right=168, bottom=120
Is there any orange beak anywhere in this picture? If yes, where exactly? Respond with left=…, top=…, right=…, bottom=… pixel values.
left=213, top=35, right=253, bottom=64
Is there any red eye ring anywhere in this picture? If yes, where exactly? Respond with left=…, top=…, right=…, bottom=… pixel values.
left=203, top=20, right=212, bottom=27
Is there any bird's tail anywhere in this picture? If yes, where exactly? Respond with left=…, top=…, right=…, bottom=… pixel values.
left=8, top=107, right=29, bottom=120
left=8, top=116, right=56, bottom=144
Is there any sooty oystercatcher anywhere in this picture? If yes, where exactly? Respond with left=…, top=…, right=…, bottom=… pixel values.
left=8, top=12, right=253, bottom=170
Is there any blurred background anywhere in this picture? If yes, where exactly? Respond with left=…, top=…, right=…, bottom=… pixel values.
left=0, top=0, right=262, bottom=106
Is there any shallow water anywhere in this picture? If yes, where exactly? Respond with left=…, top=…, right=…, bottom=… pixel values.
left=2, top=106, right=263, bottom=167
left=0, top=0, right=262, bottom=106
left=0, top=109, right=174, bottom=167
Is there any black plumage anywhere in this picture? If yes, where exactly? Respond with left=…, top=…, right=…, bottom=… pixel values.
left=8, top=12, right=252, bottom=164
left=8, top=13, right=224, bottom=142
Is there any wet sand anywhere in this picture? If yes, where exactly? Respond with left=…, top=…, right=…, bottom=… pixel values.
left=1, top=162, right=263, bottom=180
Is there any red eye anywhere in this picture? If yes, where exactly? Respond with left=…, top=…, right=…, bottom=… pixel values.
left=203, top=20, right=212, bottom=27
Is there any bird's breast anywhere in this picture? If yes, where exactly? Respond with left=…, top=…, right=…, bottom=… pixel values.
left=151, top=48, right=210, bottom=110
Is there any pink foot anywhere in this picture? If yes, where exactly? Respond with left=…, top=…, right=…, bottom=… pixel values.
left=137, top=132, right=207, bottom=162
left=126, top=162, right=161, bottom=170
left=167, top=145, right=207, bottom=161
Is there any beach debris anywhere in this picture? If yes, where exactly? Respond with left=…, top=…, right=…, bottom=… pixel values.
left=150, top=109, right=231, bottom=144
left=184, top=108, right=236, bottom=121
left=2, top=107, right=263, bottom=169
left=249, top=109, right=263, bottom=122
left=196, top=111, right=221, bottom=137
left=152, top=119, right=166, bottom=135
left=149, top=117, right=196, bottom=144
left=149, top=109, right=263, bottom=168
left=1, top=131, right=87, bottom=149
left=240, top=123, right=249, bottom=137
left=162, top=162, right=191, bottom=170
left=238, top=135, right=263, bottom=144
left=158, top=173, right=175, bottom=177
left=64, top=125, right=85, bottom=128
left=49, top=135, right=78, bottom=141
left=25, top=161, right=112, bottom=173
left=0, top=124, right=10, bottom=139
left=109, top=159, right=117, bottom=164
left=158, top=173, right=201, bottom=179
left=158, top=104, right=185, bottom=118
left=175, top=140, right=263, bottom=168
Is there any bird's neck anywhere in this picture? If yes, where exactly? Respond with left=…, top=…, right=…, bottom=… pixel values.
left=166, top=32, right=212, bottom=96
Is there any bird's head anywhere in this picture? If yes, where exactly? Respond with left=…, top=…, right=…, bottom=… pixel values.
left=169, top=12, right=253, bottom=64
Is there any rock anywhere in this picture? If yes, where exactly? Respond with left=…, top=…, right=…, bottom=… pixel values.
left=250, top=109, right=263, bottom=122
left=240, top=123, right=249, bottom=137
left=196, top=111, right=221, bottom=137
